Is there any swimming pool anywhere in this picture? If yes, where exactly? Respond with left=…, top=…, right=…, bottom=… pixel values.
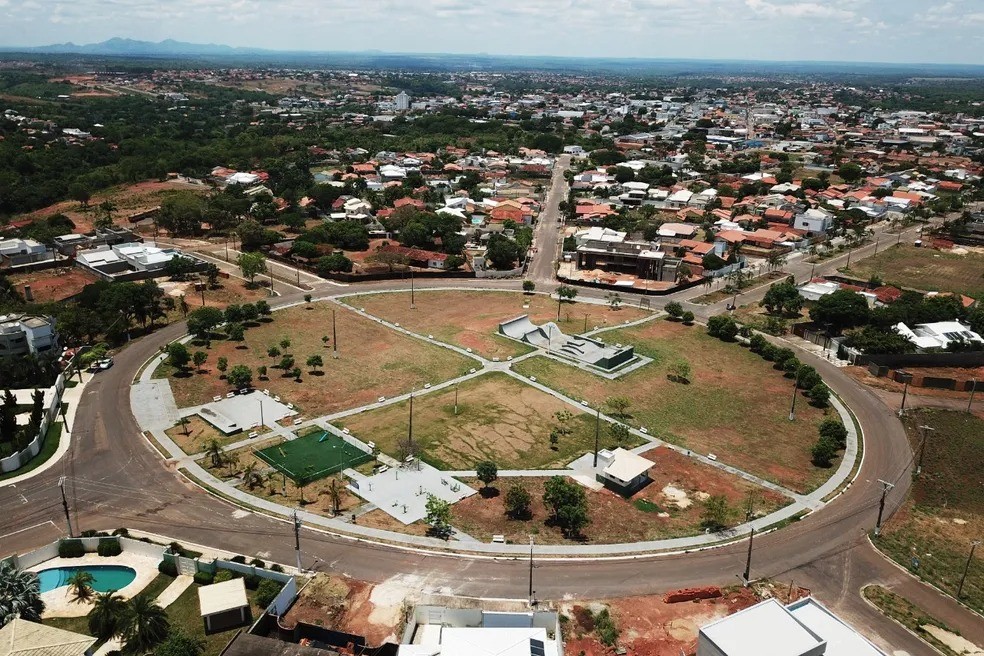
left=37, top=565, right=137, bottom=594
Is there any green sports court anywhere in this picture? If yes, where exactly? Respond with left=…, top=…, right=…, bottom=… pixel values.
left=254, top=429, right=371, bottom=483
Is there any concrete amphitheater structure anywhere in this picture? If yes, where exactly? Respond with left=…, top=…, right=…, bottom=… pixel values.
left=498, top=314, right=636, bottom=370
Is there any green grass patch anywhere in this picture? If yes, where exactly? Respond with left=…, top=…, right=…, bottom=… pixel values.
left=254, top=430, right=370, bottom=483
left=166, top=582, right=264, bottom=656
left=0, top=422, right=63, bottom=482
left=633, top=498, right=661, bottom=513
left=863, top=585, right=964, bottom=656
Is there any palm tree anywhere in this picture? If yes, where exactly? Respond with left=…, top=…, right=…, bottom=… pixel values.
left=88, top=591, right=127, bottom=639
left=327, top=477, right=342, bottom=515
left=67, top=570, right=95, bottom=605
left=203, top=439, right=224, bottom=469
left=119, top=594, right=170, bottom=655
left=0, top=561, right=44, bottom=626
left=242, top=462, right=261, bottom=490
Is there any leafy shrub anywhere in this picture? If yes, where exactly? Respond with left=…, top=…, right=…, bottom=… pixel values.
left=193, top=571, right=214, bottom=585
left=229, top=555, right=247, bottom=564
left=213, top=570, right=235, bottom=583
left=255, top=579, right=283, bottom=609
left=244, top=575, right=261, bottom=591
left=97, top=538, right=122, bottom=557
left=269, top=564, right=284, bottom=573
left=112, top=528, right=129, bottom=537
left=158, top=560, right=178, bottom=577
left=58, top=539, right=85, bottom=558
left=250, top=558, right=266, bottom=569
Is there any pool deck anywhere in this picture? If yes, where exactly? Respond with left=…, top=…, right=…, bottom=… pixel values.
left=32, top=552, right=162, bottom=617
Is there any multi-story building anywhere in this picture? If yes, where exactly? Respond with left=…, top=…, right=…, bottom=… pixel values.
left=0, top=313, right=59, bottom=357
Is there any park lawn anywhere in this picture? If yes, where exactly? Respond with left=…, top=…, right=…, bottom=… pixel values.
left=511, top=319, right=832, bottom=493
left=165, top=416, right=259, bottom=456
left=156, top=302, right=474, bottom=412
left=341, top=290, right=652, bottom=359
left=452, top=448, right=790, bottom=544
left=877, top=409, right=984, bottom=615
left=844, top=244, right=984, bottom=299
left=335, top=372, right=644, bottom=470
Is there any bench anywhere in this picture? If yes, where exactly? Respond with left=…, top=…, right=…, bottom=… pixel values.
left=492, top=535, right=505, bottom=544
left=248, top=431, right=258, bottom=439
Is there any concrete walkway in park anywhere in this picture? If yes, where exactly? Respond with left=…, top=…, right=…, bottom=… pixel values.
left=134, top=297, right=862, bottom=556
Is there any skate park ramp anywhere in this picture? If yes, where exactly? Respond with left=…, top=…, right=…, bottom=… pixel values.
left=499, top=314, right=635, bottom=371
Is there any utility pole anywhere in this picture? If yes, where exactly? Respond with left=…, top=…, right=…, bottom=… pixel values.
left=593, top=406, right=601, bottom=468
left=809, top=262, right=816, bottom=280
left=410, top=268, right=415, bottom=310
left=268, top=269, right=275, bottom=297
left=916, top=425, right=934, bottom=475
left=407, top=387, right=415, bottom=462
left=292, top=510, right=302, bottom=573
left=259, top=399, right=265, bottom=427
left=58, top=477, right=74, bottom=537
left=874, top=479, right=895, bottom=537
left=742, top=527, right=755, bottom=586
left=528, top=536, right=536, bottom=607
left=332, top=309, right=338, bottom=359
left=199, top=276, right=206, bottom=306
left=60, top=404, right=71, bottom=432
left=788, top=371, right=799, bottom=421
left=557, top=292, right=562, bottom=321
left=957, top=540, right=981, bottom=599
left=969, top=378, right=977, bottom=414
left=898, top=373, right=913, bottom=417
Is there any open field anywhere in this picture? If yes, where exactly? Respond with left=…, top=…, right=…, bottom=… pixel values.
left=512, top=320, right=832, bottom=493
left=844, top=244, right=984, bottom=299
left=341, top=290, right=652, bottom=359
left=335, top=372, right=643, bottom=470
left=876, top=409, right=984, bottom=614
left=156, top=303, right=473, bottom=411
left=164, top=416, right=258, bottom=455
left=451, top=448, right=790, bottom=544
left=11, top=179, right=208, bottom=234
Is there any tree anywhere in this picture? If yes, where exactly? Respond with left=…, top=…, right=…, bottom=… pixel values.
left=306, top=354, right=323, bottom=373
left=241, top=303, right=259, bottom=324
left=681, top=310, right=695, bottom=325
left=224, top=305, right=243, bottom=324
left=818, top=418, right=848, bottom=449
left=796, top=365, right=822, bottom=391
left=154, top=630, right=205, bottom=656
left=204, top=439, right=224, bottom=469
left=670, top=359, right=691, bottom=383
left=186, top=307, right=224, bottom=341
left=67, top=570, right=95, bottom=605
left=267, top=345, right=281, bottom=359
left=192, top=351, right=207, bottom=372
left=504, top=484, right=532, bottom=519
left=280, top=337, right=291, bottom=351
left=837, top=162, right=863, bottom=183
left=68, top=183, right=91, bottom=208
left=0, top=561, right=44, bottom=626
left=158, top=192, right=204, bottom=236
left=476, top=461, right=498, bottom=489
left=88, top=591, right=127, bottom=640
left=665, top=301, right=683, bottom=319
left=605, top=396, right=631, bottom=419
left=843, top=326, right=914, bottom=355
left=226, top=322, right=245, bottom=342
left=606, top=292, right=622, bottom=310
left=292, top=367, right=302, bottom=381
left=542, top=476, right=589, bottom=536
left=255, top=300, right=271, bottom=317
left=609, top=423, right=630, bottom=445
left=811, top=437, right=838, bottom=467
left=808, top=383, right=830, bottom=407
left=257, top=365, right=267, bottom=379
left=255, top=579, right=282, bottom=609
left=485, top=233, right=522, bottom=270
left=327, top=477, right=342, bottom=515
left=424, top=494, right=453, bottom=539
left=761, top=281, right=803, bottom=316
left=701, top=495, right=731, bottom=531
left=279, top=355, right=295, bottom=371
left=557, top=285, right=578, bottom=302
left=167, top=343, right=190, bottom=370
left=204, top=263, right=220, bottom=288
left=304, top=294, right=312, bottom=305
left=523, top=280, right=536, bottom=294
left=237, top=252, right=267, bottom=286
left=707, top=315, right=738, bottom=340
left=227, top=365, right=252, bottom=390
left=119, top=594, right=170, bottom=655
left=810, top=289, right=870, bottom=333
left=316, top=253, right=354, bottom=275
left=216, top=357, right=228, bottom=376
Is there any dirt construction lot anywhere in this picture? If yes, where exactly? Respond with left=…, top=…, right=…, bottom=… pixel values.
left=342, top=290, right=652, bottom=359
left=336, top=372, right=642, bottom=471
left=157, top=303, right=473, bottom=413
left=452, top=448, right=789, bottom=544
left=513, top=319, right=832, bottom=493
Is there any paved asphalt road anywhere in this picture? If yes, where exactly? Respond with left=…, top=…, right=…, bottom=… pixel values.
left=0, top=186, right=966, bottom=654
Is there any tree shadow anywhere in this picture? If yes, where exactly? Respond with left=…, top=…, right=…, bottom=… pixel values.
left=173, top=370, right=193, bottom=379
left=479, top=486, right=500, bottom=499
left=309, top=371, right=325, bottom=377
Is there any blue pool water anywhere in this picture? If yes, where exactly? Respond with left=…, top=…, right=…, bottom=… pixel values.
left=38, top=565, right=137, bottom=594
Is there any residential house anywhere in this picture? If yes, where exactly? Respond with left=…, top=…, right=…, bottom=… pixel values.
left=0, top=618, right=97, bottom=656
left=595, top=448, right=654, bottom=494
left=0, top=313, right=59, bottom=357
left=795, top=208, right=834, bottom=235
left=893, top=321, right=984, bottom=351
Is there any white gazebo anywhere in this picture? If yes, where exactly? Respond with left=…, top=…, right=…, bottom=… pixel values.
left=198, top=578, right=251, bottom=634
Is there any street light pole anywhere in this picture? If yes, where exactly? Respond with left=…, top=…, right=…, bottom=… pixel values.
left=957, top=540, right=981, bottom=599
left=332, top=309, right=338, bottom=359
left=874, top=479, right=895, bottom=537
left=593, top=406, right=601, bottom=468
left=407, top=387, right=415, bottom=461
left=454, top=383, right=459, bottom=416
left=528, top=536, right=536, bottom=607
left=742, top=527, right=755, bottom=586
left=916, top=425, right=934, bottom=475
left=899, top=373, right=913, bottom=417
left=969, top=378, right=977, bottom=414
left=410, top=268, right=415, bottom=310
left=788, top=371, right=799, bottom=421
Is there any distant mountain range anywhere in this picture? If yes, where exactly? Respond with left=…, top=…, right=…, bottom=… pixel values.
left=9, top=37, right=273, bottom=56
left=3, top=38, right=984, bottom=77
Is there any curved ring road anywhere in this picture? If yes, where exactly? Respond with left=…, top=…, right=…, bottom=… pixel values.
left=0, top=173, right=959, bottom=654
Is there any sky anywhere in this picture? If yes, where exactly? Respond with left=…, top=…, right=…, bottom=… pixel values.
left=0, top=0, right=982, bottom=65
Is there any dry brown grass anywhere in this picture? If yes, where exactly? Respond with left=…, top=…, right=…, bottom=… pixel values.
left=342, top=290, right=651, bottom=359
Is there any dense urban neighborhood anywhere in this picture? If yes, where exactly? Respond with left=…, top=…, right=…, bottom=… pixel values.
left=1, top=44, right=983, bottom=656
